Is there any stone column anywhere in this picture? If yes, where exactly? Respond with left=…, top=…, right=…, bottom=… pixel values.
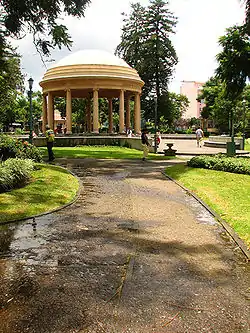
left=93, top=89, right=99, bottom=133
left=134, top=92, right=141, bottom=134
left=42, top=93, right=47, bottom=133
left=86, top=95, right=91, bottom=133
left=125, top=94, right=131, bottom=131
left=108, top=98, right=113, bottom=133
left=66, top=89, right=72, bottom=134
left=119, top=89, right=125, bottom=133
left=52, top=98, right=55, bottom=130
left=47, top=92, right=54, bottom=130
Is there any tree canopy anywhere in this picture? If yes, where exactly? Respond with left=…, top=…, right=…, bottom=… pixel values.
left=216, top=25, right=250, bottom=99
left=198, top=77, right=250, bottom=135
left=0, top=0, right=91, bottom=55
left=116, top=0, right=178, bottom=125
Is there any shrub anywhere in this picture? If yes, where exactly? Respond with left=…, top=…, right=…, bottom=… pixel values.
left=0, top=158, right=34, bottom=193
left=185, top=128, right=193, bottom=134
left=187, top=154, right=250, bottom=175
left=0, top=134, right=43, bottom=162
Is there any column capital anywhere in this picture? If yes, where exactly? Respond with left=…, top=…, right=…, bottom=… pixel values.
left=93, top=88, right=99, bottom=92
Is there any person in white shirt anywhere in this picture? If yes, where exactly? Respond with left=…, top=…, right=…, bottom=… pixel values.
left=195, top=128, right=204, bottom=147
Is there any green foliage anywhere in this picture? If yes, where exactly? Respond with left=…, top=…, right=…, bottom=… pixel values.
left=0, top=164, right=79, bottom=222
left=3, top=91, right=43, bottom=131
left=198, top=77, right=250, bottom=135
left=0, top=134, right=43, bottom=162
left=216, top=25, right=250, bottom=99
left=158, top=115, right=170, bottom=133
left=187, top=154, right=250, bottom=175
left=185, top=128, right=193, bottom=134
left=0, top=44, right=24, bottom=130
left=116, top=0, right=178, bottom=122
left=1, top=0, right=90, bottom=56
left=165, top=164, right=250, bottom=246
left=0, top=158, right=34, bottom=193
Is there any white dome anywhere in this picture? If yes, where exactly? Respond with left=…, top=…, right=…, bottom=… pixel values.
left=52, top=49, right=131, bottom=68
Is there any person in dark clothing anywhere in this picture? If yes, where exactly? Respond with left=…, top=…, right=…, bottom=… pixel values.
left=45, top=125, right=55, bottom=162
left=141, top=128, right=150, bottom=161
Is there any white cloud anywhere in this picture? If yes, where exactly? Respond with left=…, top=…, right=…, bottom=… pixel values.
left=11, top=0, right=245, bottom=93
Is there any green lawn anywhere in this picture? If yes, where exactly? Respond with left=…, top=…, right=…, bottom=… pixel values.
left=0, top=164, right=79, bottom=222
left=165, top=164, right=250, bottom=247
left=40, top=146, right=174, bottom=160
left=245, top=138, right=250, bottom=151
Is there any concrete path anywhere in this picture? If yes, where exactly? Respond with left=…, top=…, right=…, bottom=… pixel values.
left=0, top=159, right=249, bottom=333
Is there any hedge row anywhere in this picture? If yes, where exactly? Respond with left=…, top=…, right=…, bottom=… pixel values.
left=0, top=134, right=43, bottom=162
left=187, top=154, right=250, bottom=175
left=0, top=158, right=34, bottom=193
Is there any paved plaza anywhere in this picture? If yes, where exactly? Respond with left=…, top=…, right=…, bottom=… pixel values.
left=157, top=138, right=249, bottom=156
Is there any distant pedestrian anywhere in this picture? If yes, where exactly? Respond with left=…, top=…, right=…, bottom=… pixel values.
left=141, top=128, right=150, bottom=161
left=127, top=127, right=132, bottom=137
left=156, top=131, right=161, bottom=149
left=45, top=125, right=55, bottom=162
left=195, top=127, right=204, bottom=147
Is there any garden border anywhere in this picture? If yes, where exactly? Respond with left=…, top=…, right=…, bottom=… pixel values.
left=162, top=171, right=250, bottom=261
left=0, top=164, right=81, bottom=225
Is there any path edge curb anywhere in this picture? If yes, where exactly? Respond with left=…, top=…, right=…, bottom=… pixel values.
left=162, top=171, right=250, bottom=261
left=0, top=164, right=81, bottom=226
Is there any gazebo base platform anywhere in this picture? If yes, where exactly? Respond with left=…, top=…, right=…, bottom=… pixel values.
left=33, top=135, right=151, bottom=152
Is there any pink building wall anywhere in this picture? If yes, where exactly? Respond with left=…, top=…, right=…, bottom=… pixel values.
left=180, top=81, right=205, bottom=119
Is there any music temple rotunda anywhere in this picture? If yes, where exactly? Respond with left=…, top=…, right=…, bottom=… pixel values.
left=39, top=49, right=144, bottom=134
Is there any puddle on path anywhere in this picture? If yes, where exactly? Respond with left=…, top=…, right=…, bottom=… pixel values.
left=0, top=214, right=55, bottom=257
left=185, top=195, right=219, bottom=227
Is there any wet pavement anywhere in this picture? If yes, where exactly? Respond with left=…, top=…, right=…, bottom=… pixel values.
left=0, top=158, right=249, bottom=333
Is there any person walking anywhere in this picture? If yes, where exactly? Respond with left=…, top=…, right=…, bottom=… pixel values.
left=195, top=127, right=204, bottom=147
left=45, top=125, right=55, bottom=162
left=141, top=128, right=150, bottom=161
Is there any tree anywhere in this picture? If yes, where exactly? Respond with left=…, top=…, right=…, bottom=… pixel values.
left=198, top=77, right=250, bottom=134
left=158, top=92, right=189, bottom=131
left=216, top=25, right=250, bottom=137
left=216, top=25, right=250, bottom=99
left=0, top=0, right=90, bottom=56
left=116, top=0, right=178, bottom=122
left=242, top=0, right=250, bottom=34
left=0, top=45, right=24, bottom=130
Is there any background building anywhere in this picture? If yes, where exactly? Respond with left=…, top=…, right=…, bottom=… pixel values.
left=180, top=81, right=205, bottom=119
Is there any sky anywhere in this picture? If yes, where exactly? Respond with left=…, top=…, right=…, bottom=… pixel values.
left=11, top=0, right=246, bottom=93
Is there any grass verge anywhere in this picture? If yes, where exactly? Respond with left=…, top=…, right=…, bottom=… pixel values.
left=245, top=138, right=250, bottom=151
left=39, top=146, right=175, bottom=160
left=0, top=163, right=79, bottom=223
left=165, top=164, right=250, bottom=247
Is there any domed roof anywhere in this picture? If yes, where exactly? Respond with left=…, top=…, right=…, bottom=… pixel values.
left=51, top=49, right=131, bottom=68
left=40, top=49, right=144, bottom=95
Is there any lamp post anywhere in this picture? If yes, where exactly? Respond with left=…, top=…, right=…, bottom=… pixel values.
left=242, top=98, right=246, bottom=150
left=28, top=78, right=34, bottom=144
left=154, top=95, right=158, bottom=154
